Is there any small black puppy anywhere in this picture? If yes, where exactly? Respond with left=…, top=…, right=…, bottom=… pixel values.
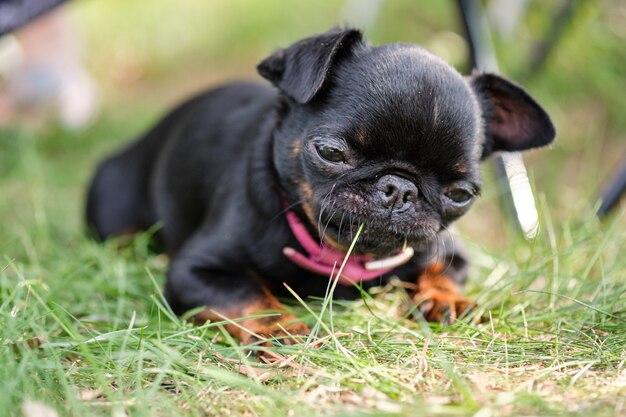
left=87, top=28, right=554, bottom=343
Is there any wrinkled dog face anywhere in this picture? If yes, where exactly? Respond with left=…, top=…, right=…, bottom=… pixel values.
left=296, top=46, right=483, bottom=255
left=260, top=29, right=555, bottom=256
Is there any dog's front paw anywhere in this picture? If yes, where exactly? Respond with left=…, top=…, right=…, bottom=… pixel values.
left=410, top=263, right=475, bottom=323
left=193, top=288, right=311, bottom=348
left=412, top=287, right=474, bottom=323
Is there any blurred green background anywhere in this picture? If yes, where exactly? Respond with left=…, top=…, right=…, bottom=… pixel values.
left=2, top=0, right=625, bottom=249
left=0, top=3, right=625, bottom=415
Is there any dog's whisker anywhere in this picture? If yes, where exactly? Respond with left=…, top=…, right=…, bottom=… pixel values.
left=319, top=201, right=335, bottom=244
left=317, top=190, right=334, bottom=243
left=321, top=202, right=338, bottom=247
left=438, top=223, right=457, bottom=274
left=337, top=212, right=346, bottom=244
left=317, top=200, right=326, bottom=240
left=316, top=184, right=336, bottom=247
left=317, top=192, right=331, bottom=234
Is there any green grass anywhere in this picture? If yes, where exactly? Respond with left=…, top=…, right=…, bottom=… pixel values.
left=2, top=1, right=626, bottom=416
left=1, top=107, right=625, bottom=417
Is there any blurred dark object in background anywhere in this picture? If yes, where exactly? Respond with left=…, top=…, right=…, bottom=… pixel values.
left=0, top=0, right=68, bottom=35
left=598, top=160, right=626, bottom=217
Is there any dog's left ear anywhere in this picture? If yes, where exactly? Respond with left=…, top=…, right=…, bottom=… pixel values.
left=471, top=73, right=556, bottom=159
left=257, top=28, right=363, bottom=104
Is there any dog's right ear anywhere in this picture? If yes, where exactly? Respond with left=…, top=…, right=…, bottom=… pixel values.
left=257, top=28, right=363, bottom=104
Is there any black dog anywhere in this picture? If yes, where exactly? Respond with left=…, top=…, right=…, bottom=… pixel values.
left=86, top=28, right=555, bottom=344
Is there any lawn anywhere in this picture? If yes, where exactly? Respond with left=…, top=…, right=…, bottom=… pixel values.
left=1, top=1, right=625, bottom=416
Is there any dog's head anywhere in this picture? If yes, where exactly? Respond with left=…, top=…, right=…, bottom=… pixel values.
left=259, top=28, right=555, bottom=256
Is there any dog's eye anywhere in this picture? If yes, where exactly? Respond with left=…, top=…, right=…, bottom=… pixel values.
left=315, top=144, right=346, bottom=164
left=444, top=188, right=473, bottom=206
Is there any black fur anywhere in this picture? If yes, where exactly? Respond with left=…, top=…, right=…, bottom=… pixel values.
left=257, top=28, right=363, bottom=103
left=86, top=28, right=555, bottom=317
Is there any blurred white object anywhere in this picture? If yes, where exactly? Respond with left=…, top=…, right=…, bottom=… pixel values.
left=501, top=152, right=539, bottom=238
left=342, top=0, right=384, bottom=30
left=22, top=399, right=59, bottom=417
left=0, top=8, right=99, bottom=129
left=487, top=0, right=529, bottom=39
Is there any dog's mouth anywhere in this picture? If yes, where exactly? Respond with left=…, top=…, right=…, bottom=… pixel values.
left=283, top=209, right=417, bottom=284
left=319, top=213, right=440, bottom=257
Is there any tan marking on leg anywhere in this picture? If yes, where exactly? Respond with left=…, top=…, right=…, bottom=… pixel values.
left=193, top=287, right=310, bottom=345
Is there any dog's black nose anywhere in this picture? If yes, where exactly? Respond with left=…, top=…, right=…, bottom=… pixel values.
left=376, top=175, right=418, bottom=211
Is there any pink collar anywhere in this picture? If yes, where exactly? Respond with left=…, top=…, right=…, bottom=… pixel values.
left=282, top=210, right=414, bottom=286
